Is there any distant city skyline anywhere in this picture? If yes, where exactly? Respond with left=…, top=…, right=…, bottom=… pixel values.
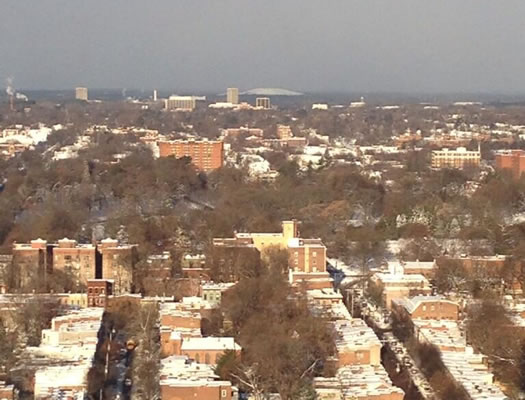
left=2, top=1, right=525, bottom=94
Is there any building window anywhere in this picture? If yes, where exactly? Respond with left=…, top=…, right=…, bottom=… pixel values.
left=205, top=353, right=211, bottom=364
left=221, top=389, right=227, bottom=398
left=356, top=352, right=364, bottom=360
left=431, top=305, right=435, bottom=311
left=195, top=354, right=200, bottom=363
left=422, top=305, right=427, bottom=311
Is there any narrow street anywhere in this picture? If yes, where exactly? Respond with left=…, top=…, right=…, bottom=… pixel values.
left=344, top=289, right=437, bottom=400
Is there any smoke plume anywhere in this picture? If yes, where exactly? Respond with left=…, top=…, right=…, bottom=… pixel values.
left=5, top=77, right=14, bottom=96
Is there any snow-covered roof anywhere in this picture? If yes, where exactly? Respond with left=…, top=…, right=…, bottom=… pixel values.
left=392, top=295, right=458, bottom=315
left=181, top=337, right=241, bottom=352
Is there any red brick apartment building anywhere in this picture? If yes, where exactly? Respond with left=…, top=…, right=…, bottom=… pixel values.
left=98, top=238, right=138, bottom=294
left=11, top=238, right=136, bottom=294
left=53, top=238, right=96, bottom=286
left=495, top=149, right=525, bottom=179
left=213, top=220, right=327, bottom=274
left=158, top=139, right=224, bottom=171
left=12, top=239, right=49, bottom=289
left=87, top=279, right=114, bottom=307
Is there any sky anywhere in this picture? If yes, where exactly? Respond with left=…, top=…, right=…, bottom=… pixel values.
left=1, top=0, right=525, bottom=94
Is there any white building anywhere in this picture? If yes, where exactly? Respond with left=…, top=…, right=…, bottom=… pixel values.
left=431, top=146, right=481, bottom=169
left=34, top=364, right=90, bottom=400
left=75, top=87, right=88, bottom=101
left=226, top=88, right=239, bottom=105
left=165, top=96, right=196, bottom=111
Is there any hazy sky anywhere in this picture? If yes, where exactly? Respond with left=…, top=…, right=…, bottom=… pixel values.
left=1, top=0, right=525, bottom=94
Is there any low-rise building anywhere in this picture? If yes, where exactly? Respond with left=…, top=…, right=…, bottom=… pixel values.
left=160, top=355, right=235, bottom=400
left=412, top=319, right=507, bottom=399
left=146, top=252, right=172, bottom=279
left=372, top=263, right=431, bottom=308
left=397, top=260, right=436, bottom=278
left=161, top=328, right=202, bottom=358
left=180, top=337, right=241, bottom=365
left=334, top=319, right=381, bottom=367
left=19, top=308, right=104, bottom=399
left=160, top=301, right=204, bottom=357
left=222, top=127, right=263, bottom=139
left=436, top=254, right=507, bottom=275
left=34, top=364, right=90, bottom=400
left=87, top=279, right=113, bottom=307
left=262, top=137, right=307, bottom=149
left=161, top=303, right=202, bottom=330
left=201, top=282, right=235, bottom=307
left=392, top=295, right=459, bottom=321
left=307, top=288, right=351, bottom=321
left=314, top=365, right=404, bottom=400
left=289, top=271, right=334, bottom=290
left=41, top=308, right=104, bottom=347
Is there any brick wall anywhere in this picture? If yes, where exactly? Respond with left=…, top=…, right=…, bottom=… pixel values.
left=160, top=383, right=232, bottom=400
left=411, top=301, right=459, bottom=320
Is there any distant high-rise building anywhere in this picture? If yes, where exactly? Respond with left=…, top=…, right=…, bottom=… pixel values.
left=75, top=87, right=88, bottom=101
left=165, top=96, right=196, bottom=111
left=226, top=88, right=239, bottom=104
left=256, top=97, right=271, bottom=109
left=277, top=124, right=293, bottom=139
left=153, top=89, right=158, bottom=102
left=431, top=146, right=480, bottom=169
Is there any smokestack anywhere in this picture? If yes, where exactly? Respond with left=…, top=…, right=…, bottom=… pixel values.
left=153, top=89, right=158, bottom=102
left=6, top=78, right=15, bottom=111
